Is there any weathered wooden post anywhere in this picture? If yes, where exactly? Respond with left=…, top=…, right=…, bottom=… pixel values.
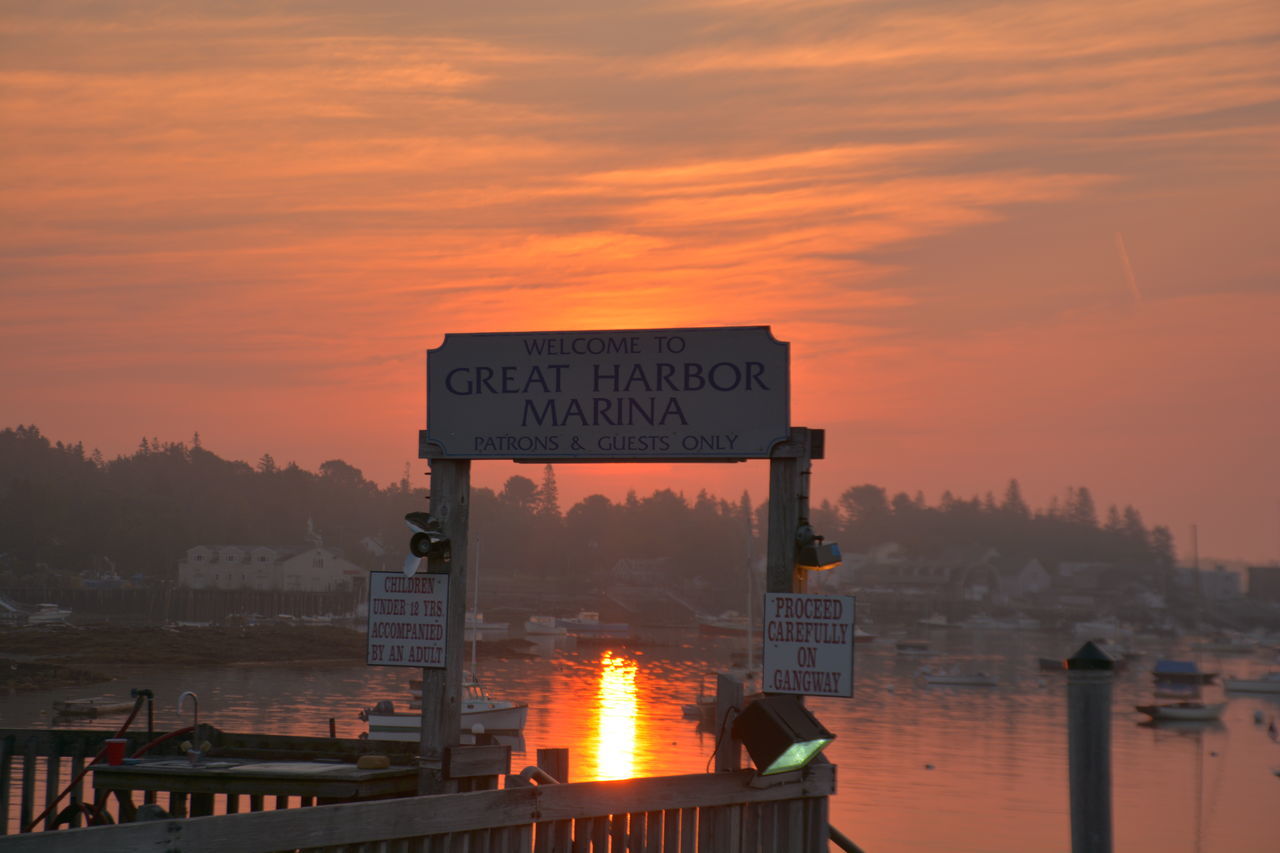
left=418, top=458, right=470, bottom=795
left=1067, top=640, right=1115, bottom=853
left=766, top=427, right=818, bottom=596
left=714, top=672, right=744, bottom=771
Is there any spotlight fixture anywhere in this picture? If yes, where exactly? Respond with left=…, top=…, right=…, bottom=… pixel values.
left=796, top=522, right=842, bottom=571
left=402, top=511, right=451, bottom=575
left=731, top=695, right=835, bottom=776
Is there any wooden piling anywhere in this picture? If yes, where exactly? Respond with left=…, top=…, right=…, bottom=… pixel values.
left=1067, top=641, right=1115, bottom=853
left=714, top=674, right=744, bottom=772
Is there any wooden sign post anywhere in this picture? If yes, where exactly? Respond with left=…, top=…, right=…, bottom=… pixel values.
left=404, top=327, right=840, bottom=793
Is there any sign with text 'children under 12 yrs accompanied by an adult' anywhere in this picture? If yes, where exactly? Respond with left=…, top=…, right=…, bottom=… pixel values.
left=422, top=326, right=789, bottom=460
left=762, top=593, right=856, bottom=698
left=367, top=571, right=448, bottom=668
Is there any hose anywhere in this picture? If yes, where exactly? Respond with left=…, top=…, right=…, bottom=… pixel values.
left=23, top=693, right=194, bottom=832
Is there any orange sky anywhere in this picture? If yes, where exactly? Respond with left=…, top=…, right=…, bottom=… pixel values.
left=2, top=1, right=1278, bottom=562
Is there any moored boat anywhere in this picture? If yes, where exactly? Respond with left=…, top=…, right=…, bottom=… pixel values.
left=465, top=611, right=510, bottom=643
left=557, top=611, right=631, bottom=642
left=697, top=611, right=752, bottom=637
left=53, top=697, right=135, bottom=717
left=1222, top=672, right=1280, bottom=694
left=1151, top=659, right=1217, bottom=685
left=365, top=674, right=527, bottom=740
left=919, top=667, right=998, bottom=686
left=522, top=614, right=567, bottom=636
left=27, top=603, right=72, bottom=625
left=1134, top=701, right=1226, bottom=722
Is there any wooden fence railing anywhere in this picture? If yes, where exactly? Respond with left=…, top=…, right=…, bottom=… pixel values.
left=0, top=763, right=837, bottom=852
left=1, top=727, right=419, bottom=835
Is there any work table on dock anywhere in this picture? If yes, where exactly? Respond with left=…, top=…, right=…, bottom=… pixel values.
left=92, top=756, right=417, bottom=817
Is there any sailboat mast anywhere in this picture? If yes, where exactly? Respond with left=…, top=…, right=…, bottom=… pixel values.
left=471, top=538, right=480, bottom=678
left=746, top=534, right=753, bottom=674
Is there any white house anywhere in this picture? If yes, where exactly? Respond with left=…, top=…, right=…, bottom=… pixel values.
left=178, top=545, right=364, bottom=592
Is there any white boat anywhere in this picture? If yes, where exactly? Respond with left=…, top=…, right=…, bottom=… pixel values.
left=919, top=667, right=998, bottom=686
left=52, top=696, right=135, bottom=717
left=1073, top=619, right=1133, bottom=639
left=557, top=611, right=631, bottom=642
left=959, top=614, right=1039, bottom=631
left=1134, top=701, right=1226, bottom=722
left=365, top=674, right=528, bottom=740
left=697, top=611, right=752, bottom=637
left=1223, top=672, right=1280, bottom=694
left=523, top=614, right=566, bottom=636
left=26, top=603, right=72, bottom=625
left=465, top=611, right=509, bottom=643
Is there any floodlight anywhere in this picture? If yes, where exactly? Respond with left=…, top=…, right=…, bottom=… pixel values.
left=402, top=512, right=450, bottom=574
left=731, top=695, right=835, bottom=776
left=797, top=540, right=842, bottom=571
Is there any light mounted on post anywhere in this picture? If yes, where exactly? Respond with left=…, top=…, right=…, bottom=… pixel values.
left=731, top=694, right=835, bottom=776
left=796, top=522, right=842, bottom=571
left=402, top=511, right=451, bottom=575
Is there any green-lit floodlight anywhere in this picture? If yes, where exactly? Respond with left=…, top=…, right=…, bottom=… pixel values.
left=731, top=695, right=835, bottom=776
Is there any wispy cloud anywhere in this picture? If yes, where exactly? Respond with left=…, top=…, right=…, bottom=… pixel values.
left=1, top=0, right=1277, bottom=557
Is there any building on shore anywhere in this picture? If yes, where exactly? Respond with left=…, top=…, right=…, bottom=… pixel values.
left=177, top=545, right=364, bottom=592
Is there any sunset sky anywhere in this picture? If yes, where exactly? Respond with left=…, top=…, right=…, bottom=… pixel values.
left=2, top=1, right=1277, bottom=563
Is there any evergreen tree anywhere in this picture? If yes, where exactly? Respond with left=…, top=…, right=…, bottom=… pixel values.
left=1068, top=486, right=1098, bottom=527
left=535, top=464, right=561, bottom=518
left=1001, top=479, right=1030, bottom=517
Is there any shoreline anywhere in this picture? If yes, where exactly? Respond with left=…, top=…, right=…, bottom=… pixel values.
left=0, top=623, right=367, bottom=692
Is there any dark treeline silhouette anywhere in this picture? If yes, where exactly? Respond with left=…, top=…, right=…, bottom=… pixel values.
left=1, top=425, right=1174, bottom=608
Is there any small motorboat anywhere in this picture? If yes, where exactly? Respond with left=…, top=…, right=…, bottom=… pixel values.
left=522, top=614, right=567, bottom=636
left=1151, top=659, right=1218, bottom=685
left=1134, top=701, right=1226, bottom=722
left=557, top=611, right=631, bottom=642
left=53, top=697, right=136, bottom=717
left=896, top=639, right=934, bottom=656
left=919, top=667, right=998, bottom=687
left=364, top=673, right=527, bottom=740
left=1223, top=672, right=1280, bottom=694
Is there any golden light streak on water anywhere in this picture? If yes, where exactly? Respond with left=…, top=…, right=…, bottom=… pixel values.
left=594, top=650, right=638, bottom=781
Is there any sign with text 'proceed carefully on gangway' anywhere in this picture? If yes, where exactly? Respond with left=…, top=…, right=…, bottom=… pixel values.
left=422, top=326, right=789, bottom=460
left=762, top=592, right=856, bottom=698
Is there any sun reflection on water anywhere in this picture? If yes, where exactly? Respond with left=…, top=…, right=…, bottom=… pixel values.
left=595, top=650, right=639, bottom=780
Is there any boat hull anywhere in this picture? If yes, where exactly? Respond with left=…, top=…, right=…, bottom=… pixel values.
left=923, top=674, right=998, bottom=686
left=53, top=698, right=135, bottom=717
left=1223, top=675, right=1280, bottom=694
left=366, top=704, right=529, bottom=741
left=1134, top=702, right=1225, bottom=722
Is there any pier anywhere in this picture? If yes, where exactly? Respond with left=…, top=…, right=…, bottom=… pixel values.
left=1, top=724, right=837, bottom=851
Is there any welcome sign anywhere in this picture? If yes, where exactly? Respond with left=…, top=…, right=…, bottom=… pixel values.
left=422, top=326, right=789, bottom=460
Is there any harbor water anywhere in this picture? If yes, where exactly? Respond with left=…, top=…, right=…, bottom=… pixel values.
left=2, top=629, right=1278, bottom=851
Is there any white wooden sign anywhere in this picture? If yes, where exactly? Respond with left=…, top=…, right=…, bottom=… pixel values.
left=762, top=593, right=855, bottom=697
left=367, top=570, right=448, bottom=668
left=423, top=326, right=789, bottom=460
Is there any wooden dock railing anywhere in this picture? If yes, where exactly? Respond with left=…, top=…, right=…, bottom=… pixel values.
left=0, top=763, right=836, bottom=852
left=1, top=726, right=419, bottom=834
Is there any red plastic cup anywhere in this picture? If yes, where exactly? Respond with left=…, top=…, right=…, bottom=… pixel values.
left=104, top=738, right=128, bottom=766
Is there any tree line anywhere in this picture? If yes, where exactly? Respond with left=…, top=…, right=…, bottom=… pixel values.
left=0, top=426, right=1175, bottom=608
